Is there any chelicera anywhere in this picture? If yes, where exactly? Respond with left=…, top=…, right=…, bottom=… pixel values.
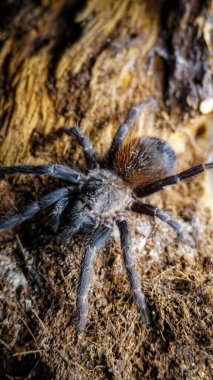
left=0, top=100, right=212, bottom=332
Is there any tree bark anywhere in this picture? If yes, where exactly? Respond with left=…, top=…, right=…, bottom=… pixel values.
left=0, top=1, right=212, bottom=379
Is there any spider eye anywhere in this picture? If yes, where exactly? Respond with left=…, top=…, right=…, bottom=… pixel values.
left=113, top=137, right=177, bottom=188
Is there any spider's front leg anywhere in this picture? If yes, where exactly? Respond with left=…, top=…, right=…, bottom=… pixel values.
left=57, top=200, right=96, bottom=245
left=76, top=222, right=111, bottom=332
left=0, top=164, right=84, bottom=184
left=0, top=188, right=70, bottom=231
left=116, top=215, right=151, bottom=325
left=47, top=197, right=69, bottom=233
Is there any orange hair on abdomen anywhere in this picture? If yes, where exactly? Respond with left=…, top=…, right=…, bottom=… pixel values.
left=113, top=137, right=178, bottom=189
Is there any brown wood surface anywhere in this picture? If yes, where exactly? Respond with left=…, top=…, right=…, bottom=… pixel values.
left=0, top=1, right=212, bottom=379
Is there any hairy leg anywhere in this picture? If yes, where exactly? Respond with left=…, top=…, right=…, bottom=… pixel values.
left=76, top=222, right=111, bottom=332
left=130, top=201, right=184, bottom=240
left=135, top=162, right=213, bottom=197
left=0, top=164, right=84, bottom=184
left=63, top=125, right=98, bottom=171
left=0, top=188, right=69, bottom=231
left=47, top=197, right=69, bottom=233
left=116, top=216, right=151, bottom=325
left=109, top=99, right=156, bottom=166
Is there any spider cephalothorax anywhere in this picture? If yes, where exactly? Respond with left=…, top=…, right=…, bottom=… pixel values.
left=0, top=100, right=212, bottom=332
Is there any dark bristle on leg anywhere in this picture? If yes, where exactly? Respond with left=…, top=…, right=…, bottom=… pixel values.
left=63, top=125, right=98, bottom=171
left=0, top=188, right=69, bottom=231
left=135, top=163, right=213, bottom=197
left=76, top=223, right=111, bottom=332
left=116, top=216, right=151, bottom=325
left=108, top=99, right=157, bottom=166
left=0, top=164, right=84, bottom=184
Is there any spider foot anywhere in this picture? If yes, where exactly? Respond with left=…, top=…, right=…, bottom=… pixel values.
left=27, top=266, right=45, bottom=294
left=138, top=303, right=151, bottom=326
left=177, top=227, right=195, bottom=248
left=73, top=310, right=87, bottom=333
left=146, top=42, right=169, bottom=76
left=180, top=236, right=195, bottom=248
left=133, top=291, right=151, bottom=326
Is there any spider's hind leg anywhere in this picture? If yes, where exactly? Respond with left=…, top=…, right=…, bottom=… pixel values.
left=116, top=216, right=151, bottom=325
left=135, top=162, right=213, bottom=198
left=131, top=202, right=183, bottom=239
left=108, top=99, right=157, bottom=166
left=57, top=200, right=96, bottom=245
left=130, top=201, right=194, bottom=246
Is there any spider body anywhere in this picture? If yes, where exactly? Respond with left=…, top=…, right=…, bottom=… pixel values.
left=0, top=99, right=212, bottom=332
left=79, top=169, right=129, bottom=216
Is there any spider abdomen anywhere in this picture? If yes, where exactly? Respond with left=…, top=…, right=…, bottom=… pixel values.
left=113, top=137, right=177, bottom=188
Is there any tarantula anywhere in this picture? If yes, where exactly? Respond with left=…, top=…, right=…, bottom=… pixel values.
left=0, top=100, right=212, bottom=332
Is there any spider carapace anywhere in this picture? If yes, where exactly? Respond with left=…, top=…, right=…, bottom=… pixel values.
left=0, top=100, right=212, bottom=332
